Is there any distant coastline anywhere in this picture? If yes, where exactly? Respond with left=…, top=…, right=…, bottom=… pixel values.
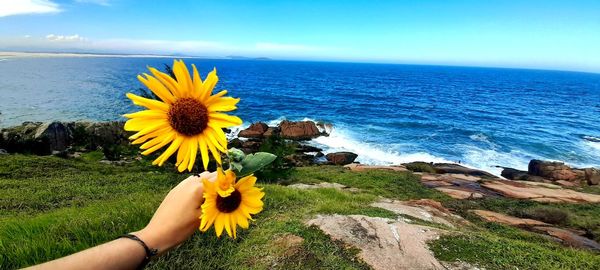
left=0, top=51, right=271, bottom=61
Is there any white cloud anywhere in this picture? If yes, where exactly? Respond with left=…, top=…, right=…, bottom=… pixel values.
left=46, top=34, right=86, bottom=42
left=0, top=0, right=61, bottom=17
left=0, top=35, right=339, bottom=59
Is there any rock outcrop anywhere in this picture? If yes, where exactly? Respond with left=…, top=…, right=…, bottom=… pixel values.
left=238, top=122, right=269, bottom=138
left=585, top=168, right=600, bottom=185
left=372, top=199, right=468, bottom=228
left=307, top=214, right=445, bottom=270
left=472, top=210, right=600, bottom=251
left=502, top=160, right=598, bottom=186
left=344, top=163, right=408, bottom=172
left=279, top=120, right=321, bottom=140
left=325, top=152, right=357, bottom=165
left=528, top=159, right=580, bottom=182
left=481, top=180, right=600, bottom=203
left=471, top=210, right=549, bottom=227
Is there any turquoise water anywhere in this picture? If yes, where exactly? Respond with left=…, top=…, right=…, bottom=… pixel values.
left=0, top=57, right=599, bottom=174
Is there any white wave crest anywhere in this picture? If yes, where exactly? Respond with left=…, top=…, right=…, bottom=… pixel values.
left=310, top=126, right=452, bottom=165
left=459, top=145, right=536, bottom=176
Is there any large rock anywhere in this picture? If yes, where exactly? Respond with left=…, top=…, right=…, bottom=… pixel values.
left=307, top=214, right=445, bottom=270
left=283, top=153, right=315, bottom=167
left=0, top=121, right=71, bottom=155
left=80, top=121, right=128, bottom=150
left=584, top=168, right=600, bottom=185
left=279, top=120, right=321, bottom=140
left=263, top=127, right=280, bottom=137
left=372, top=199, right=467, bottom=228
left=431, top=163, right=496, bottom=178
left=325, top=152, right=358, bottom=165
left=481, top=180, right=600, bottom=203
left=35, top=122, right=71, bottom=153
left=501, top=168, right=529, bottom=180
left=472, top=210, right=600, bottom=251
left=238, top=122, right=268, bottom=138
left=471, top=210, right=549, bottom=227
left=528, top=160, right=580, bottom=182
left=344, top=164, right=408, bottom=172
left=532, top=226, right=600, bottom=251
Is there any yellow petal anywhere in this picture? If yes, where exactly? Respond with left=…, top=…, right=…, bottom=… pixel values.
left=231, top=214, right=237, bottom=238
left=191, top=64, right=203, bottom=99
left=200, top=209, right=217, bottom=231
left=200, top=68, right=218, bottom=101
left=132, top=127, right=170, bottom=145
left=207, top=97, right=239, bottom=112
left=243, top=196, right=264, bottom=208
left=235, top=175, right=257, bottom=192
left=172, top=60, right=193, bottom=97
left=236, top=212, right=249, bottom=229
left=205, top=89, right=228, bottom=104
left=128, top=121, right=170, bottom=140
left=149, top=67, right=180, bottom=97
left=176, top=139, right=191, bottom=166
left=198, top=135, right=210, bottom=170
left=138, top=74, right=176, bottom=104
left=141, top=132, right=175, bottom=155
left=126, top=93, right=170, bottom=112
left=187, top=136, right=199, bottom=172
left=124, top=118, right=163, bottom=131
left=124, top=109, right=167, bottom=119
left=210, top=113, right=243, bottom=127
left=175, top=137, right=189, bottom=165
left=154, top=135, right=183, bottom=166
left=214, top=213, right=225, bottom=237
left=207, top=125, right=228, bottom=149
left=204, top=128, right=226, bottom=152
left=223, top=214, right=233, bottom=238
left=206, top=140, right=222, bottom=164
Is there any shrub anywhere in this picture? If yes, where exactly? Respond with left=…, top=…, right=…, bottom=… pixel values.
left=255, top=135, right=296, bottom=182
left=514, top=207, right=570, bottom=225
left=404, top=162, right=436, bottom=173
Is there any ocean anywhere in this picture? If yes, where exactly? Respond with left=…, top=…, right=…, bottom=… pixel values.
left=1, top=56, right=599, bottom=175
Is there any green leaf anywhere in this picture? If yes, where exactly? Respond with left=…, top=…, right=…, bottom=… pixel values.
left=237, top=152, right=277, bottom=177
left=227, top=148, right=245, bottom=162
left=230, top=162, right=243, bottom=174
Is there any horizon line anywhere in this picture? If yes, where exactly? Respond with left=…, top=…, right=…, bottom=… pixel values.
left=1, top=50, right=599, bottom=76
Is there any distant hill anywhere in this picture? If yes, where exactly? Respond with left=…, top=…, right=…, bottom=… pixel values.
left=226, top=55, right=271, bottom=60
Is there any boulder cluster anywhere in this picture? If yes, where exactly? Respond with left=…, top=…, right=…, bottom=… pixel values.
left=502, top=160, right=599, bottom=186
left=0, top=120, right=361, bottom=166
left=234, top=120, right=358, bottom=166
left=0, top=121, right=128, bottom=156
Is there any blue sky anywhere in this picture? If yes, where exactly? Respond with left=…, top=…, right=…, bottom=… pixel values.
left=1, top=0, right=599, bottom=72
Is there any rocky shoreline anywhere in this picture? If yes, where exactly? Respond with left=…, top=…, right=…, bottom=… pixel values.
left=1, top=120, right=598, bottom=187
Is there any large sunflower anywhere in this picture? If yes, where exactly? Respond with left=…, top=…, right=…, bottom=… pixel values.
left=200, top=169, right=264, bottom=238
left=124, top=60, right=242, bottom=172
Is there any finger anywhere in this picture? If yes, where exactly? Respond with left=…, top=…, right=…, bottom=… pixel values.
left=198, top=171, right=212, bottom=178
left=191, top=181, right=205, bottom=208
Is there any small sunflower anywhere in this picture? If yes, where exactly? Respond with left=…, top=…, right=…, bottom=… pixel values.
left=200, top=168, right=265, bottom=238
left=124, top=59, right=242, bottom=172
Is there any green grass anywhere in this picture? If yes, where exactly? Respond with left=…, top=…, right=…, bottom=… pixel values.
left=444, top=197, right=600, bottom=242
left=1, top=154, right=599, bottom=269
left=0, top=156, right=404, bottom=269
left=287, top=165, right=449, bottom=201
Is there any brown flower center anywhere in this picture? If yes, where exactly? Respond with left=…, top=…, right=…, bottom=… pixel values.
left=168, top=98, right=209, bottom=136
left=216, top=190, right=242, bottom=213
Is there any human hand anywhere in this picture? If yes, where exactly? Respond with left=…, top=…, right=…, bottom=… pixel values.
left=134, top=171, right=217, bottom=255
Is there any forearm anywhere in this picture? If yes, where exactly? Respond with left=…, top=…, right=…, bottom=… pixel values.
left=27, top=238, right=147, bottom=270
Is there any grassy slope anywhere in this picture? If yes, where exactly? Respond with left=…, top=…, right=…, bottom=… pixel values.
left=0, top=154, right=599, bottom=269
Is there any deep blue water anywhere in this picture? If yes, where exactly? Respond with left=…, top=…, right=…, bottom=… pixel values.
left=1, top=57, right=599, bottom=174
